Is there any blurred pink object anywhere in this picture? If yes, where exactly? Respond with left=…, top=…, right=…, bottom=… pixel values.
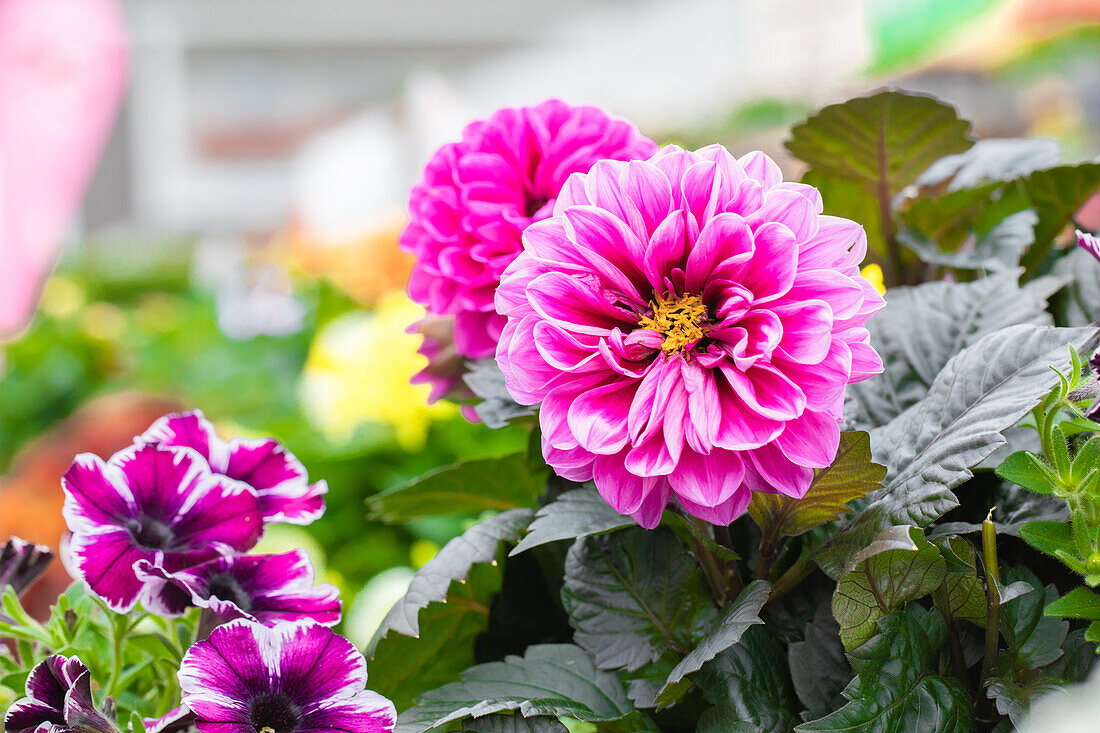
left=0, top=0, right=127, bottom=338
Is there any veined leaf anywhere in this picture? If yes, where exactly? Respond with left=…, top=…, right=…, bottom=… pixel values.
left=797, top=605, right=974, bottom=733
left=786, top=91, right=972, bottom=202
left=845, top=273, right=1062, bottom=430
left=788, top=605, right=852, bottom=721
left=912, top=137, right=1061, bottom=195
left=656, top=581, right=770, bottom=706
left=462, top=714, right=568, bottom=733
left=394, top=644, right=640, bottom=732
left=1019, top=520, right=1076, bottom=561
left=373, top=509, right=533, bottom=640
left=823, top=325, right=1098, bottom=576
left=561, top=527, right=717, bottom=673
left=832, top=526, right=947, bottom=650
left=999, top=566, right=1068, bottom=671
left=511, top=487, right=633, bottom=557
left=1019, top=162, right=1100, bottom=276
left=1044, top=587, right=1100, bottom=621
left=367, top=453, right=542, bottom=522
left=748, top=432, right=884, bottom=541
left=695, top=626, right=802, bottom=733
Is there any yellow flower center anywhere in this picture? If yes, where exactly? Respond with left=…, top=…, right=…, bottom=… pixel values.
left=637, top=292, right=709, bottom=354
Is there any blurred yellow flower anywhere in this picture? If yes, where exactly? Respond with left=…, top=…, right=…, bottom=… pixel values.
left=300, top=291, right=453, bottom=450
left=860, top=263, right=886, bottom=295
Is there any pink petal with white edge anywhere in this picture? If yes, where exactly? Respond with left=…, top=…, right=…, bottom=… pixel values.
left=749, top=443, right=815, bottom=498
left=620, top=160, right=674, bottom=237
left=773, top=410, right=841, bottom=468
left=669, top=448, right=746, bottom=508
left=677, top=487, right=752, bottom=526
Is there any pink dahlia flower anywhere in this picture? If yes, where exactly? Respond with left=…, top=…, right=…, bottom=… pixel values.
left=495, top=145, right=885, bottom=528
left=401, top=99, right=657, bottom=399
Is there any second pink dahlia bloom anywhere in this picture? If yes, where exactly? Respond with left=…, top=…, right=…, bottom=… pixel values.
left=495, top=145, right=885, bottom=528
left=402, top=99, right=657, bottom=400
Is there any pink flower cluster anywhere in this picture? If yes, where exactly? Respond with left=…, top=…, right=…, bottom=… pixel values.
left=401, top=99, right=657, bottom=400
left=496, top=146, right=884, bottom=526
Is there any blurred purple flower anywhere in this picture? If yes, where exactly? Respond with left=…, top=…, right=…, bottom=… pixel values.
left=139, top=411, right=326, bottom=526
left=61, top=444, right=263, bottom=613
left=179, top=619, right=396, bottom=733
left=4, top=655, right=117, bottom=733
left=0, top=537, right=53, bottom=595
left=134, top=549, right=340, bottom=626
left=143, top=706, right=193, bottom=733
left=401, top=99, right=657, bottom=401
left=1077, top=229, right=1100, bottom=264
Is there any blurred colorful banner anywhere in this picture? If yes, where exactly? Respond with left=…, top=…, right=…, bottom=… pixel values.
left=0, top=0, right=127, bottom=338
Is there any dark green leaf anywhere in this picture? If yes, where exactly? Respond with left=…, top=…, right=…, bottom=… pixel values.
left=999, top=566, right=1068, bottom=671
left=996, top=451, right=1057, bottom=494
left=696, top=713, right=763, bottom=733
left=656, top=581, right=770, bottom=705
left=845, top=273, right=1061, bottom=430
left=748, top=432, right=885, bottom=540
left=832, top=526, right=947, bottom=650
left=1019, top=163, right=1100, bottom=275
left=561, top=527, right=717, bottom=672
left=900, top=211, right=1037, bottom=272
left=788, top=604, right=853, bottom=721
left=367, top=454, right=542, bottom=522
left=1019, top=520, right=1076, bottom=561
left=786, top=91, right=972, bottom=203
left=510, top=487, right=633, bottom=557
left=369, top=563, right=501, bottom=712
left=373, top=509, right=533, bottom=639
left=695, top=626, right=802, bottom=733
left=462, top=713, right=568, bottom=733
left=823, top=325, right=1098, bottom=576
left=802, top=170, right=885, bottom=253
left=1044, top=587, right=1100, bottom=621
left=394, top=644, right=638, bottom=732
left=797, top=605, right=974, bottom=733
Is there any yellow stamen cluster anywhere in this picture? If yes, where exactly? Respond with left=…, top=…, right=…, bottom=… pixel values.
left=637, top=292, right=709, bottom=354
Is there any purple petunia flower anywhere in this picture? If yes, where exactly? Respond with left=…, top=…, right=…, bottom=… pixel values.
left=62, top=443, right=263, bottom=613
left=4, top=655, right=118, bottom=733
left=138, top=411, right=326, bottom=527
left=1077, top=229, right=1100, bottom=264
left=133, top=549, right=341, bottom=626
left=0, top=537, right=54, bottom=595
left=495, top=145, right=885, bottom=528
left=178, top=619, right=396, bottom=733
left=401, top=99, right=657, bottom=401
left=144, top=705, right=194, bottom=733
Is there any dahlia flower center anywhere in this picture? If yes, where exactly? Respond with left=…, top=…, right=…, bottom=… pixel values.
left=126, top=517, right=174, bottom=551
left=206, top=573, right=253, bottom=612
left=637, top=292, right=710, bottom=354
left=249, top=692, right=301, bottom=733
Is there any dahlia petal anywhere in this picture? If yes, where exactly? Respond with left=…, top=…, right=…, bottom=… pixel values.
left=741, top=222, right=798, bottom=302
left=593, top=452, right=659, bottom=517
left=772, top=181, right=823, bottom=214
left=498, top=316, right=561, bottom=404
left=563, top=205, right=647, bottom=290
left=782, top=270, right=864, bottom=320
left=649, top=145, right=696, bottom=190
left=584, top=159, right=646, bottom=237
left=686, top=213, right=753, bottom=294
left=721, top=363, right=806, bottom=421
left=713, top=372, right=784, bottom=450
left=800, top=215, right=867, bottom=271
left=676, top=488, right=752, bottom=526
left=772, top=299, right=833, bottom=364
left=749, top=443, right=815, bottom=498
left=773, top=410, right=841, bottom=468
left=738, top=150, right=783, bottom=189
left=453, top=310, right=505, bottom=359
left=629, top=478, right=673, bottom=530
left=621, top=160, right=674, bottom=236
left=721, top=178, right=765, bottom=218
left=776, top=338, right=853, bottom=413
left=568, top=378, right=637, bottom=454
left=526, top=271, right=636, bottom=335
left=669, top=448, right=746, bottom=507
left=681, top=360, right=721, bottom=453
left=644, top=210, right=689, bottom=290
left=542, top=441, right=597, bottom=482
left=533, top=320, right=601, bottom=372
left=554, top=171, right=592, bottom=211
left=747, top=188, right=819, bottom=242
left=681, top=160, right=721, bottom=225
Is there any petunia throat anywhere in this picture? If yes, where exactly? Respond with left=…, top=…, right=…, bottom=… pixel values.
left=637, top=292, right=710, bottom=354
left=249, top=692, right=301, bottom=733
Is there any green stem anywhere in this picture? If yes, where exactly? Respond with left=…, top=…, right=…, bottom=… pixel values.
left=689, top=519, right=731, bottom=607
left=105, top=612, right=128, bottom=698
left=980, top=508, right=1001, bottom=686
left=767, top=543, right=814, bottom=605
